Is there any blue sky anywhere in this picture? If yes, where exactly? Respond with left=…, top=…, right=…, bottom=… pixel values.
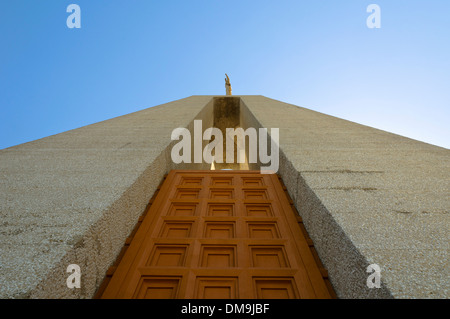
left=1, top=0, right=449, bottom=149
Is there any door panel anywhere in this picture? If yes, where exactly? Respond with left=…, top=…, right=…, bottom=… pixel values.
left=100, top=170, right=332, bottom=299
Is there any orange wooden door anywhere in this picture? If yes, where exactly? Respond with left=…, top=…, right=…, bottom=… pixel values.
left=100, top=170, right=332, bottom=299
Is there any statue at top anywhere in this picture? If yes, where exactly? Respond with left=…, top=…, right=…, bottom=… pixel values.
left=225, top=74, right=232, bottom=95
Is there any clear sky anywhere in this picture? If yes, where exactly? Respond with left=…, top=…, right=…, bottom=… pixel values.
left=1, top=0, right=449, bottom=150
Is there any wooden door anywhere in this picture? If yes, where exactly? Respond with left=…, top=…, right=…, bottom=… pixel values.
left=100, top=170, right=332, bottom=299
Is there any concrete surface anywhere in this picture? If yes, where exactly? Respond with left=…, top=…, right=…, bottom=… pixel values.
left=241, top=96, right=449, bottom=299
left=0, top=95, right=448, bottom=299
left=0, top=96, right=212, bottom=298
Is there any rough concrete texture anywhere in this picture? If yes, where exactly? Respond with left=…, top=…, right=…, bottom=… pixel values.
left=240, top=96, right=449, bottom=299
left=1, top=95, right=448, bottom=299
left=0, top=96, right=212, bottom=298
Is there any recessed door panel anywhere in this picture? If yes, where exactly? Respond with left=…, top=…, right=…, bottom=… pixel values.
left=100, top=170, right=332, bottom=299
